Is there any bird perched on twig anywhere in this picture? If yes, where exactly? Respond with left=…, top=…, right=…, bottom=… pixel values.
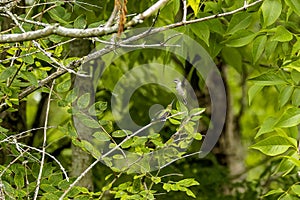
left=174, top=78, right=187, bottom=105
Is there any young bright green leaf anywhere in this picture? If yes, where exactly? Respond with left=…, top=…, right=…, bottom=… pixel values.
left=252, top=35, right=267, bottom=64
left=275, top=107, right=300, bottom=128
left=185, top=188, right=196, bottom=198
left=261, top=0, right=282, bottom=27
left=77, top=93, right=90, bottom=109
left=278, top=85, right=294, bottom=108
left=192, top=132, right=202, bottom=140
left=188, top=0, right=201, bottom=16
left=168, top=118, right=181, bottom=125
left=250, top=135, right=294, bottom=156
left=272, top=26, right=293, bottom=42
left=256, top=117, right=277, bottom=138
left=151, top=177, right=161, bottom=184
left=177, top=178, right=200, bottom=187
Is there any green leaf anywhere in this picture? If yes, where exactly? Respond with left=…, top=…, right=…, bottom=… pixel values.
left=132, top=137, right=148, bottom=147
left=279, top=85, right=294, bottom=108
left=225, top=30, right=257, bottom=47
left=291, top=70, right=300, bottom=84
left=275, top=107, right=300, bottom=128
left=151, top=177, right=161, bottom=184
left=248, top=84, right=264, bottom=105
left=291, top=185, right=300, bottom=195
left=76, top=114, right=101, bottom=128
left=226, top=12, right=253, bottom=35
left=250, top=135, right=294, bottom=156
left=14, top=172, right=24, bottom=188
left=74, top=15, right=87, bottom=29
left=263, top=189, right=284, bottom=197
left=40, top=184, right=57, bottom=193
left=261, top=0, right=282, bottom=27
left=252, top=35, right=267, bottom=64
left=177, top=178, right=200, bottom=187
left=120, top=138, right=134, bottom=148
left=163, top=183, right=172, bottom=192
left=265, top=40, right=278, bottom=60
left=168, top=118, right=181, bottom=125
left=56, top=78, right=71, bottom=92
left=256, top=117, right=277, bottom=138
left=65, top=88, right=78, bottom=103
left=221, top=47, right=242, bottom=73
left=249, top=73, right=287, bottom=85
left=285, top=0, right=300, bottom=16
left=77, top=93, right=90, bottom=109
left=190, top=22, right=210, bottom=46
left=280, top=155, right=300, bottom=168
left=88, top=101, right=107, bottom=115
left=48, top=7, right=70, bottom=24
left=93, top=131, right=110, bottom=141
left=35, top=52, right=52, bottom=63
left=112, top=130, right=131, bottom=138
left=0, top=66, right=17, bottom=81
left=272, top=26, right=293, bottom=42
left=275, top=157, right=295, bottom=176
left=20, top=51, right=34, bottom=64
left=185, top=188, right=196, bottom=198
left=22, top=71, right=38, bottom=86
left=193, top=133, right=202, bottom=140
left=292, top=88, right=300, bottom=106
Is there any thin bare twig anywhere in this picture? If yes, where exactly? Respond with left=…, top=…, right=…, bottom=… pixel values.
left=33, top=80, right=55, bottom=200
left=182, top=0, right=187, bottom=22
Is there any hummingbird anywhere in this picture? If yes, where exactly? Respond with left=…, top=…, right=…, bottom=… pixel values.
left=174, top=78, right=187, bottom=105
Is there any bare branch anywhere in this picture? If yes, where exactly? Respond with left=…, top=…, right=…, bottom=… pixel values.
left=33, top=80, right=55, bottom=200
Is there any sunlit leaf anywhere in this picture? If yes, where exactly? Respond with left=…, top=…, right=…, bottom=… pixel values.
left=261, top=0, right=282, bottom=27
left=251, top=135, right=295, bottom=156
left=272, top=26, right=293, bottom=42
